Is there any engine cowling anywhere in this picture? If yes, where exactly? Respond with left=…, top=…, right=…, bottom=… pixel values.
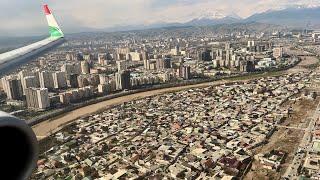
left=0, top=111, right=38, bottom=179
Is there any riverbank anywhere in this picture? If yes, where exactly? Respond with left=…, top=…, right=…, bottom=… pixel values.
left=33, top=69, right=291, bottom=140
left=31, top=55, right=306, bottom=140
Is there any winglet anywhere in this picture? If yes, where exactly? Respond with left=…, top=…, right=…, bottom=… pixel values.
left=43, top=5, right=51, bottom=15
left=43, top=4, right=64, bottom=38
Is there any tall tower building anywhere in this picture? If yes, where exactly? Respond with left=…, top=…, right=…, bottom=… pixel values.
left=98, top=53, right=107, bottom=65
left=19, top=70, right=40, bottom=88
left=52, top=72, right=67, bottom=89
left=1, top=76, right=23, bottom=100
left=156, top=58, right=171, bottom=70
left=144, top=59, right=150, bottom=70
left=115, top=71, right=131, bottom=90
left=61, top=64, right=74, bottom=74
left=81, top=61, right=90, bottom=74
left=25, top=88, right=50, bottom=110
left=73, top=63, right=82, bottom=74
left=248, top=40, right=255, bottom=47
left=39, top=71, right=54, bottom=90
left=77, top=75, right=90, bottom=88
left=83, top=54, right=93, bottom=61
left=129, top=52, right=142, bottom=61
left=116, top=47, right=131, bottom=55
left=67, top=74, right=79, bottom=88
left=99, top=74, right=109, bottom=85
left=142, top=51, right=149, bottom=61
left=179, top=66, right=191, bottom=80
left=216, top=49, right=224, bottom=60
left=273, top=47, right=284, bottom=59
left=61, top=63, right=82, bottom=75
left=117, top=60, right=127, bottom=72
left=225, top=42, right=231, bottom=50
left=21, top=76, right=38, bottom=95
left=171, top=45, right=180, bottom=56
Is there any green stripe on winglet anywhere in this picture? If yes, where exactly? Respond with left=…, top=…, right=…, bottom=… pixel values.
left=49, top=26, right=64, bottom=38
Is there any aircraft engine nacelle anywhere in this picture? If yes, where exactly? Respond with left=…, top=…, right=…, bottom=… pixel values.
left=0, top=111, right=38, bottom=179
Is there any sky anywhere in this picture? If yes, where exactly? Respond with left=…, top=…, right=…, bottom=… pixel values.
left=0, top=0, right=319, bottom=36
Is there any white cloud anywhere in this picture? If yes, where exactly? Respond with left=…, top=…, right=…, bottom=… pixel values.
left=0, top=0, right=319, bottom=36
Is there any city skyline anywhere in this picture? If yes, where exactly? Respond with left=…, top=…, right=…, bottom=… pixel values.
left=1, top=0, right=320, bottom=36
left=1, top=1, right=320, bottom=178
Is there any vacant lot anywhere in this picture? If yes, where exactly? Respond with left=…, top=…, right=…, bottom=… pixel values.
left=245, top=97, right=319, bottom=180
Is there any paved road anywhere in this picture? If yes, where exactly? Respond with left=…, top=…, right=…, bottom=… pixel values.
left=282, top=48, right=320, bottom=179
left=282, top=101, right=320, bottom=179
left=275, top=125, right=311, bottom=132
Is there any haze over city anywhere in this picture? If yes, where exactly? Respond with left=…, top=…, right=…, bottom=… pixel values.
left=1, top=0, right=320, bottom=36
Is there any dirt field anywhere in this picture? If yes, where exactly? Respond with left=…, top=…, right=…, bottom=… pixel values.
left=298, top=56, right=319, bottom=67
left=244, top=96, right=320, bottom=180
left=286, top=47, right=319, bottom=73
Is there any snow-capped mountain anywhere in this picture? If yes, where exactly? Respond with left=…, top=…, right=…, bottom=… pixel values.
left=196, top=12, right=227, bottom=20
left=185, top=11, right=242, bottom=26
left=100, top=6, right=320, bottom=32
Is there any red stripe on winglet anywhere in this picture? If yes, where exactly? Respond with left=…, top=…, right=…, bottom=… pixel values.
left=44, top=5, right=51, bottom=15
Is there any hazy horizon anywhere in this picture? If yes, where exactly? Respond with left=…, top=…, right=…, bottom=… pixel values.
left=0, top=0, right=320, bottom=36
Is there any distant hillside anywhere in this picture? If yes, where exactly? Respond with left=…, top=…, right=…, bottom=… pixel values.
left=0, top=36, right=45, bottom=52
left=185, top=16, right=241, bottom=26
left=101, top=7, right=320, bottom=32
left=245, top=7, right=320, bottom=28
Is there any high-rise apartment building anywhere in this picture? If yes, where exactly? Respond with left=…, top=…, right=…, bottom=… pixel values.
left=144, top=59, right=150, bottom=70
left=273, top=47, right=284, bottom=59
left=52, top=72, right=67, bottom=89
left=115, top=71, right=131, bottom=90
left=98, top=53, right=107, bottom=65
left=179, top=66, right=191, bottom=80
left=117, top=60, right=127, bottom=72
left=19, top=70, right=40, bottom=88
left=171, top=46, right=180, bottom=56
left=61, top=63, right=82, bottom=75
left=67, top=74, right=79, bottom=88
left=21, top=76, right=38, bottom=95
left=81, top=61, right=90, bottom=74
left=1, top=76, right=23, bottom=100
left=156, top=58, right=171, bottom=70
left=142, top=51, right=149, bottom=61
left=25, top=88, right=50, bottom=110
left=39, top=71, right=54, bottom=90
left=99, top=74, right=109, bottom=85
left=129, top=52, right=142, bottom=61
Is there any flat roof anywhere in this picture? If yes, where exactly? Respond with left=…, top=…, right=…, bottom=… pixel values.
left=312, top=141, right=320, bottom=152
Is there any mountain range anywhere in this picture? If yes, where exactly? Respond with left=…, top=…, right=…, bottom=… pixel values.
left=1, top=6, right=319, bottom=38
left=244, top=7, right=320, bottom=28
left=104, top=6, right=320, bottom=32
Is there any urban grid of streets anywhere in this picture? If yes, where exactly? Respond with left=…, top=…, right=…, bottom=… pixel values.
left=32, top=71, right=311, bottom=179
